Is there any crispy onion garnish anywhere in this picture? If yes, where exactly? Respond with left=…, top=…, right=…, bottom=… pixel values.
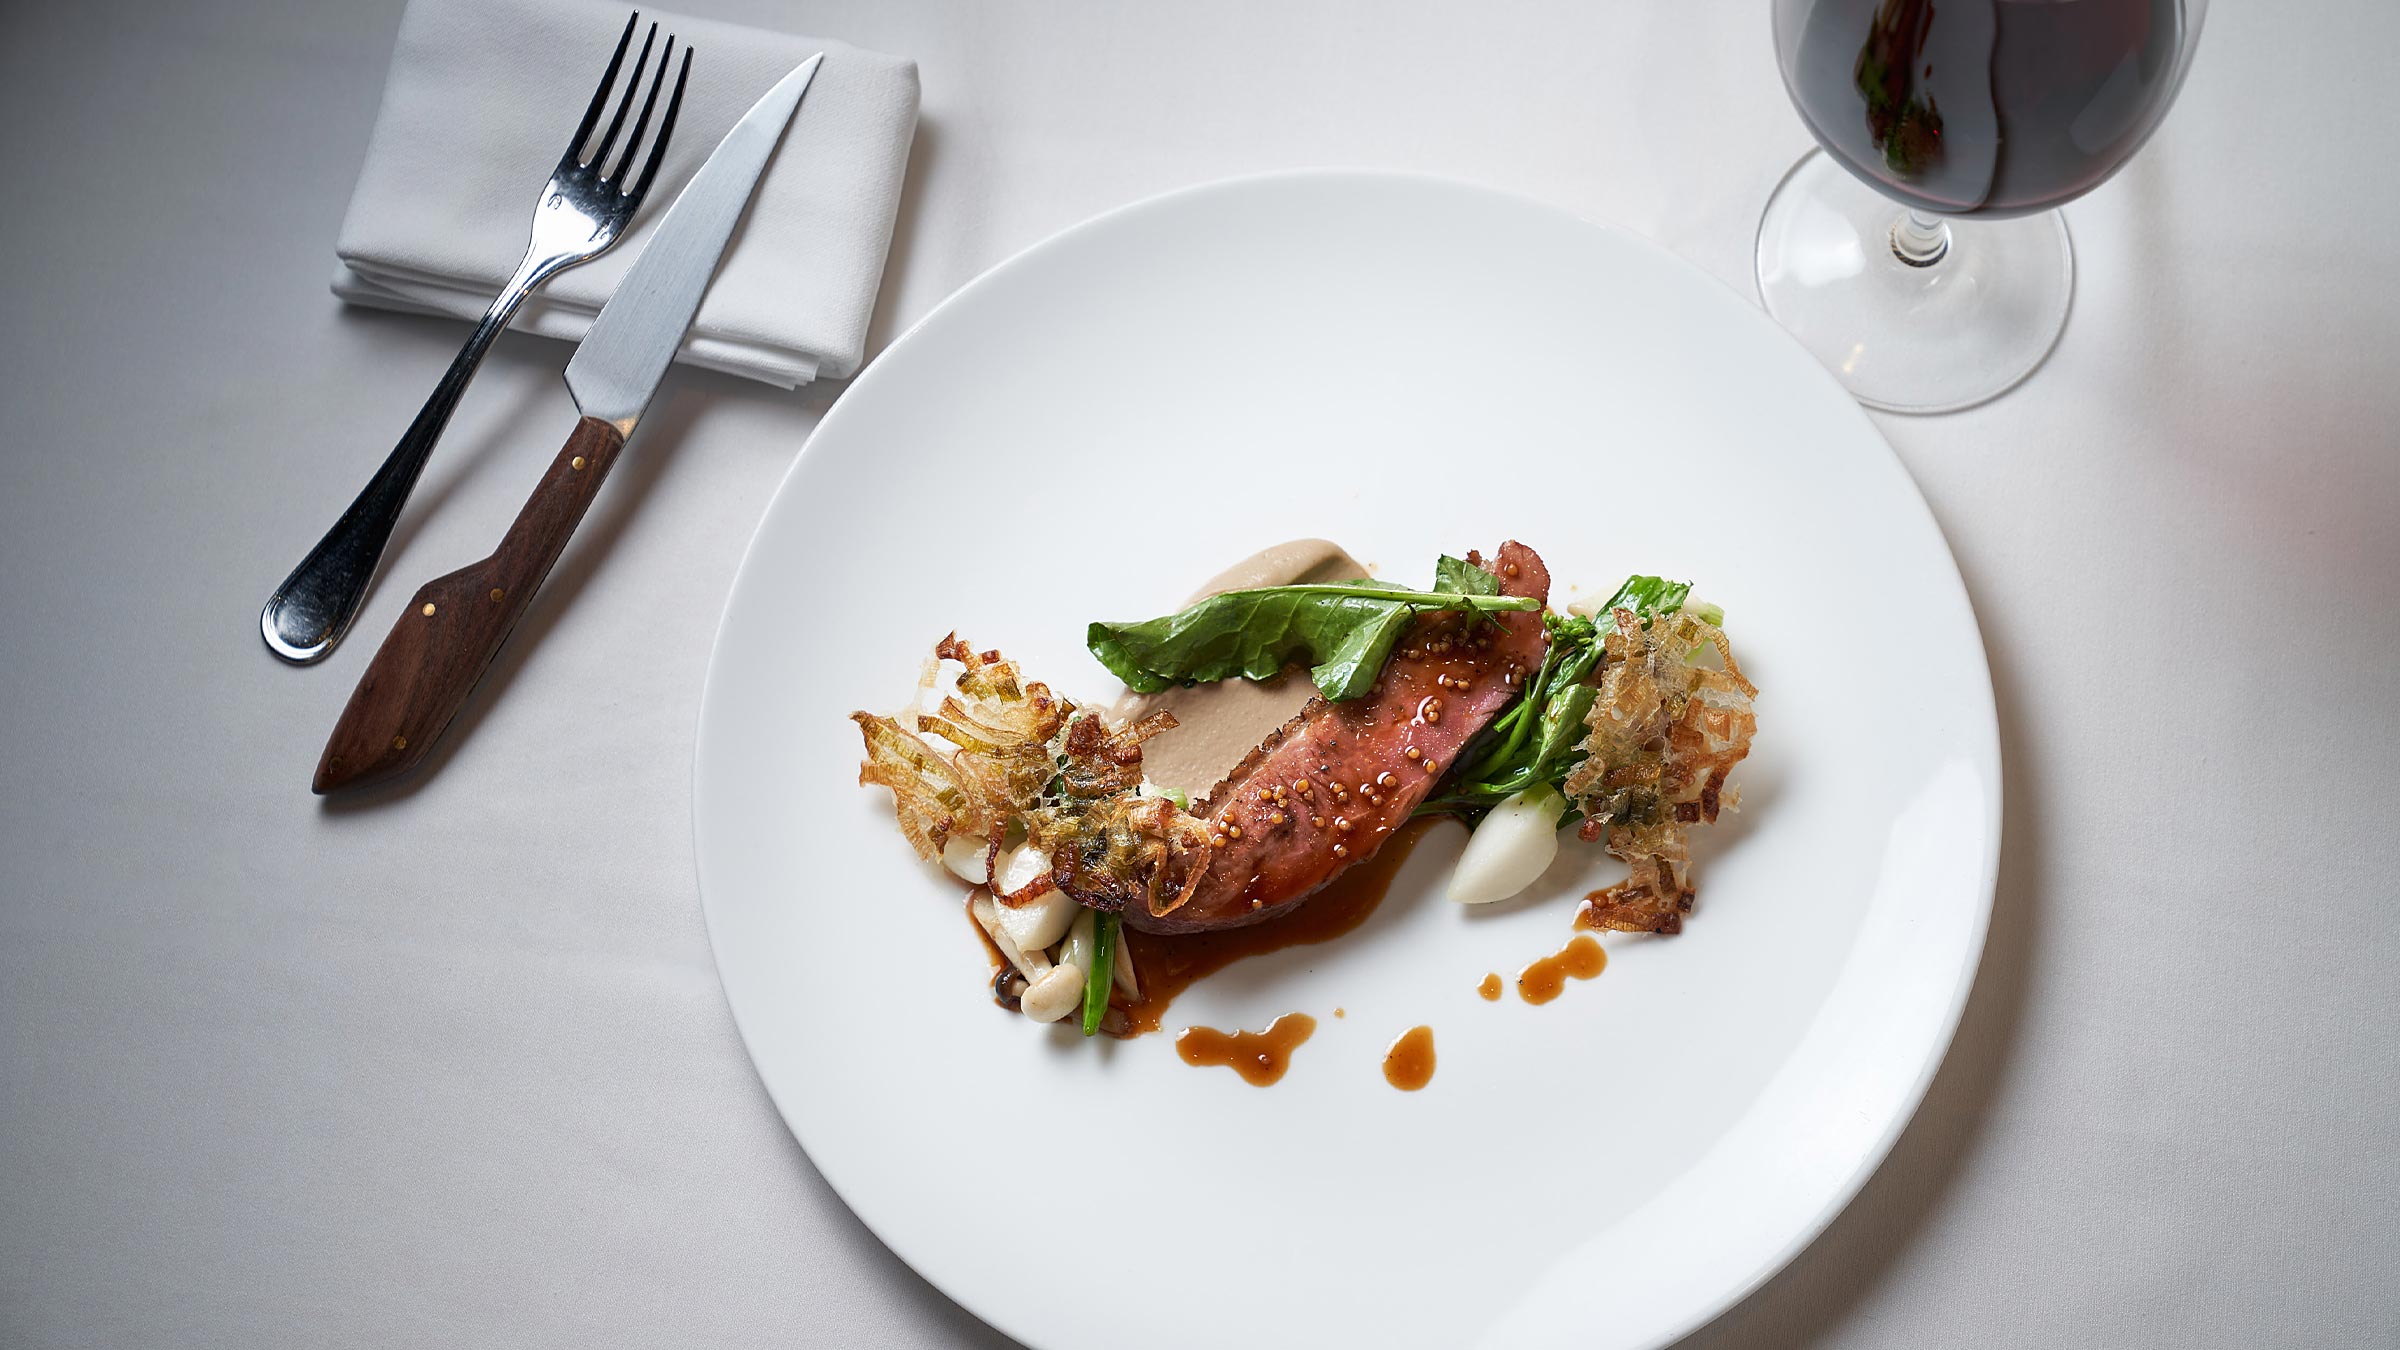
left=1562, top=607, right=1757, bottom=935
left=1036, top=792, right=1213, bottom=918
left=916, top=634, right=1065, bottom=812
left=853, top=637, right=1210, bottom=917
left=851, top=710, right=988, bottom=861
left=1056, top=707, right=1178, bottom=801
left=852, top=635, right=1063, bottom=860
left=1034, top=709, right=1208, bottom=917
left=993, top=865, right=1056, bottom=908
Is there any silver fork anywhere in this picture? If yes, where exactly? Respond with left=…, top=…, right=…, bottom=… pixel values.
left=262, top=12, right=694, bottom=664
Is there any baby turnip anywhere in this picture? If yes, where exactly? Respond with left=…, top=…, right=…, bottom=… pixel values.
left=1447, top=785, right=1567, bottom=906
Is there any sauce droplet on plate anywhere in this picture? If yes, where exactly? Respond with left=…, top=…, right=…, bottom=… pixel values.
left=1382, top=1025, right=1436, bottom=1090
left=1477, top=972, right=1502, bottom=1001
left=1517, top=934, right=1607, bottom=1005
left=1175, top=1013, right=1317, bottom=1086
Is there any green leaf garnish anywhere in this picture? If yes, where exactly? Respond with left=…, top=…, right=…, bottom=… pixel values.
left=1087, top=571, right=1536, bottom=703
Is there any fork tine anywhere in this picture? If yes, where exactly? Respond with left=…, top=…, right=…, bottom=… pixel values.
left=567, top=12, right=639, bottom=164
left=628, top=48, right=694, bottom=204
left=605, top=33, right=674, bottom=185
left=586, top=21, right=657, bottom=170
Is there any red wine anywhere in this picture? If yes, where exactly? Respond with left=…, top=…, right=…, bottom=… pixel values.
left=1782, top=0, right=2186, bottom=218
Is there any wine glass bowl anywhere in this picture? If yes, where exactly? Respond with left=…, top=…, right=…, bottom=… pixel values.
left=1758, top=0, right=2207, bottom=413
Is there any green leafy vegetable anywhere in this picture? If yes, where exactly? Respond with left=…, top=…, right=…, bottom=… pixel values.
left=1593, top=575, right=1692, bottom=621
left=1427, top=612, right=1600, bottom=815
left=1433, top=554, right=1502, bottom=597
left=1087, top=570, right=1537, bottom=703
left=1423, top=575, right=1704, bottom=820
left=1081, top=911, right=1119, bottom=1036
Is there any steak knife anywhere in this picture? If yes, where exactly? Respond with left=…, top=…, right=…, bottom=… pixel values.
left=312, top=54, right=824, bottom=794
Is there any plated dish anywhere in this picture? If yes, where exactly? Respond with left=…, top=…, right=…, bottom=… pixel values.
left=694, top=172, right=1999, bottom=1350
left=851, top=540, right=1759, bottom=1075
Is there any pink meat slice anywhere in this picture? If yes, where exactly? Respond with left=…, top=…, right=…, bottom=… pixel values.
left=1128, top=541, right=1552, bottom=934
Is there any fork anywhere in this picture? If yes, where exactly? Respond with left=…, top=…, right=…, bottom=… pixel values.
left=261, top=12, right=693, bottom=664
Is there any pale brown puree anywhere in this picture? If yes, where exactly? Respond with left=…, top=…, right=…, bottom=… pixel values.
left=1111, top=539, right=1368, bottom=798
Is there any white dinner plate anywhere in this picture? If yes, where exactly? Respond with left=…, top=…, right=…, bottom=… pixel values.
left=694, top=172, right=1999, bottom=1350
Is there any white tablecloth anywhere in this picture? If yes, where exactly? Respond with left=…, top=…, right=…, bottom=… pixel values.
left=3, top=2, right=2394, bottom=1347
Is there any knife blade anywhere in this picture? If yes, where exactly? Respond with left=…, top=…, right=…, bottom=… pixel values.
left=311, top=56, right=824, bottom=794
left=569, top=54, right=822, bottom=435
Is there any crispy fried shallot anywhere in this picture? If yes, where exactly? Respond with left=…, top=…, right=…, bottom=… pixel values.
left=1561, top=607, right=1758, bottom=934
left=852, top=636, right=1213, bottom=921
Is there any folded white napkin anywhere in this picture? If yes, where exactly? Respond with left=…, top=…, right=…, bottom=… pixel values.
left=333, top=0, right=918, bottom=386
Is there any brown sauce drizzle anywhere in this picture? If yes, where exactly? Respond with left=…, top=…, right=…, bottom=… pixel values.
left=1477, top=972, right=1502, bottom=1001
left=1175, top=1013, right=1317, bottom=1086
left=1517, top=934, right=1607, bottom=1004
left=1117, top=819, right=1432, bottom=1036
left=1382, top=1025, right=1436, bottom=1090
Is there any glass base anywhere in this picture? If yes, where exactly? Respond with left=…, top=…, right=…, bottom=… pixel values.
left=1756, top=149, right=2073, bottom=415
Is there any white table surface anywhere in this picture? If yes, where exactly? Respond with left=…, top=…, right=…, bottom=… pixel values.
left=3, top=2, right=2394, bottom=1347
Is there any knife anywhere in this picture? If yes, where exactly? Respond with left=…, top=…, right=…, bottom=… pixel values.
left=311, top=54, right=824, bottom=795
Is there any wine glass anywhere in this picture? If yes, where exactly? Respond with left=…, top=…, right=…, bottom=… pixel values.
left=1758, top=0, right=2208, bottom=413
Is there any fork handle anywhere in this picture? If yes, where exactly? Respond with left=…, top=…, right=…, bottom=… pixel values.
left=311, top=415, right=627, bottom=794
left=260, top=255, right=558, bottom=665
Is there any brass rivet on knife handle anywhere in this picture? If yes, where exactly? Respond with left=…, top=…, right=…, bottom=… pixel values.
left=311, top=416, right=628, bottom=794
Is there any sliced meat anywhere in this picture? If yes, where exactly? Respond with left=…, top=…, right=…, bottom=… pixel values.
left=1126, top=541, right=1552, bottom=934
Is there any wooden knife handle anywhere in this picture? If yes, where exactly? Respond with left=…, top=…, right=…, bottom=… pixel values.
left=312, top=415, right=628, bottom=794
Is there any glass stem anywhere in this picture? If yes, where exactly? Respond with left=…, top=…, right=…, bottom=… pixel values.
left=1890, top=209, right=1951, bottom=268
